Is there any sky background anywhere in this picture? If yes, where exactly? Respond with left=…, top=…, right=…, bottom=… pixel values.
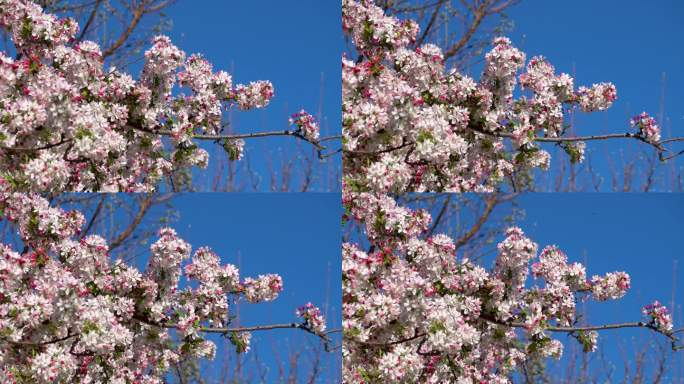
left=404, top=193, right=684, bottom=381
left=505, top=1, right=684, bottom=191
left=159, top=2, right=342, bottom=191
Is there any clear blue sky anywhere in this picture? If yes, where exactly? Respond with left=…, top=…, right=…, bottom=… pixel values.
left=438, top=193, right=684, bottom=380
left=505, top=1, right=684, bottom=191
left=162, top=2, right=342, bottom=191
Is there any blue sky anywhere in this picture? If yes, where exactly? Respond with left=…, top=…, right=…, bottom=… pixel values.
left=110, top=193, right=343, bottom=382
left=505, top=1, right=684, bottom=191
left=158, top=2, right=342, bottom=191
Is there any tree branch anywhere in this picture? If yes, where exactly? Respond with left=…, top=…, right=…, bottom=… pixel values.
left=1, top=332, right=76, bottom=347
left=109, top=194, right=155, bottom=250
left=125, top=124, right=342, bottom=161
left=345, top=126, right=684, bottom=163
left=481, top=314, right=683, bottom=352
left=415, top=0, right=445, bottom=47
left=79, top=194, right=106, bottom=240
left=102, top=0, right=147, bottom=58
left=425, top=194, right=452, bottom=238
left=0, top=137, right=72, bottom=153
left=76, top=0, right=102, bottom=42
left=356, top=316, right=682, bottom=353
left=444, top=1, right=487, bottom=59
left=132, top=314, right=339, bottom=352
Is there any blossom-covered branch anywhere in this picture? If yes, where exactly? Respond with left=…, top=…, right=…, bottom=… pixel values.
left=342, top=0, right=684, bottom=193
left=0, top=0, right=330, bottom=192
left=342, top=191, right=680, bottom=383
left=126, top=124, right=329, bottom=151
left=480, top=313, right=682, bottom=352
left=0, top=181, right=328, bottom=383
left=131, top=308, right=336, bottom=352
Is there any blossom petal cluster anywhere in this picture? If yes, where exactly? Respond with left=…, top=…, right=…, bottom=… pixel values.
left=341, top=0, right=659, bottom=193
left=289, top=110, right=321, bottom=142
left=0, top=0, right=315, bottom=192
left=0, top=181, right=322, bottom=383
left=642, top=300, right=673, bottom=332
left=297, top=302, right=327, bottom=334
left=342, top=191, right=663, bottom=383
left=631, top=112, right=661, bottom=143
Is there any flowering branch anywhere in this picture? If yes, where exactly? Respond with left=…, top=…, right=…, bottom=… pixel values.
left=130, top=313, right=339, bottom=352
left=342, top=0, right=680, bottom=193
left=0, top=1, right=335, bottom=192
left=344, top=122, right=684, bottom=162
left=0, top=137, right=72, bottom=153
left=358, top=318, right=683, bottom=360
left=472, top=126, right=684, bottom=162
left=0, top=185, right=331, bottom=382
left=1, top=333, right=77, bottom=347
left=480, top=315, right=683, bottom=352
left=125, top=124, right=336, bottom=154
left=342, top=191, right=681, bottom=382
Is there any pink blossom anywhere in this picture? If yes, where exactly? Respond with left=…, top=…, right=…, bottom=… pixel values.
left=631, top=111, right=661, bottom=143
left=642, top=301, right=673, bottom=332
left=296, top=302, right=327, bottom=334
left=0, top=0, right=314, bottom=192
left=0, top=187, right=322, bottom=382
left=289, top=110, right=320, bottom=141
left=342, top=191, right=667, bottom=383
left=342, top=0, right=645, bottom=193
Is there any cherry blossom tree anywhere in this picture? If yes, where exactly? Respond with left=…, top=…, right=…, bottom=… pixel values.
left=0, top=0, right=337, bottom=192
left=342, top=191, right=682, bottom=383
left=0, top=181, right=335, bottom=383
left=342, top=0, right=684, bottom=193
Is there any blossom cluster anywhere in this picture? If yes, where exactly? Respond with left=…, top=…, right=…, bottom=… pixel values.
left=631, top=112, right=661, bottom=143
left=297, top=302, right=327, bottom=334
left=590, top=271, right=630, bottom=301
left=0, top=181, right=325, bottom=383
left=289, top=110, right=321, bottom=142
left=0, top=0, right=316, bottom=192
left=342, top=0, right=660, bottom=193
left=342, top=191, right=670, bottom=383
left=642, top=301, right=673, bottom=332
